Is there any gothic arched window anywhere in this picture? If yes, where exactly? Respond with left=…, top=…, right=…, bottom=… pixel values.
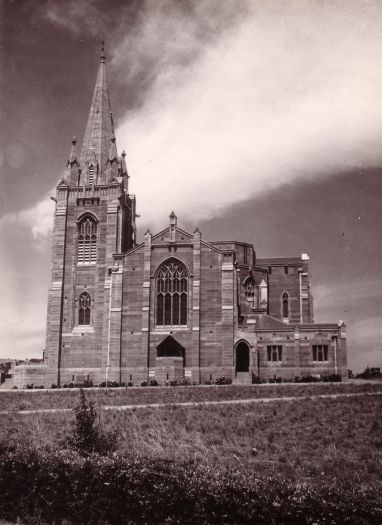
left=77, top=215, right=97, bottom=264
left=282, top=292, right=289, bottom=318
left=243, top=276, right=256, bottom=307
left=156, top=259, right=188, bottom=326
left=78, top=292, right=91, bottom=325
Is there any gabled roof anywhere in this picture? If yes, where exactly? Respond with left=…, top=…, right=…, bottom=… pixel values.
left=253, top=314, right=294, bottom=330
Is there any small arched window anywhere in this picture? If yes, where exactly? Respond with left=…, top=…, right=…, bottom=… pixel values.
left=156, top=259, right=188, bottom=326
left=78, top=292, right=91, bottom=325
left=78, top=215, right=97, bottom=264
left=282, top=292, right=289, bottom=318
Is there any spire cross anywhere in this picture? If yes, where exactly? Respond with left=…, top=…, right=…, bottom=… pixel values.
left=100, top=40, right=105, bottom=63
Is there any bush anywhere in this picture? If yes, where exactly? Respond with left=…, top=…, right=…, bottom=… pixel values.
left=215, top=376, right=232, bottom=385
left=127, top=381, right=133, bottom=387
left=64, top=389, right=118, bottom=456
left=294, top=375, right=321, bottom=383
left=99, top=380, right=120, bottom=388
left=149, top=378, right=159, bottom=387
left=50, top=384, right=58, bottom=389
left=252, top=374, right=262, bottom=384
left=0, top=448, right=381, bottom=525
left=322, top=374, right=342, bottom=382
left=140, top=380, right=148, bottom=387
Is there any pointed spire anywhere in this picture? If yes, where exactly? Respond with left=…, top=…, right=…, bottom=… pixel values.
left=66, top=136, right=80, bottom=186
left=108, top=134, right=118, bottom=162
left=120, top=149, right=128, bottom=176
left=67, top=136, right=79, bottom=165
left=79, top=42, right=115, bottom=182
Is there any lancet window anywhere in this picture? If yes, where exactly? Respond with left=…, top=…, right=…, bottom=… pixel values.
left=156, top=259, right=188, bottom=326
left=77, top=215, right=97, bottom=264
left=282, top=292, right=289, bottom=318
left=78, top=292, right=91, bottom=325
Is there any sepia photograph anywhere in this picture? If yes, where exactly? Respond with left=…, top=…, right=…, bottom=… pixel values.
left=0, top=0, right=381, bottom=523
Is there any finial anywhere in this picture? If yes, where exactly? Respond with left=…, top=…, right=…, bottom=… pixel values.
left=72, top=136, right=77, bottom=145
left=122, top=150, right=126, bottom=158
left=111, top=134, right=116, bottom=143
left=100, top=40, right=105, bottom=63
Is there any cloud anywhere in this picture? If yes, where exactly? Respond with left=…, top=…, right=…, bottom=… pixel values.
left=0, top=190, right=55, bottom=241
left=44, top=0, right=108, bottom=36
left=114, top=0, right=382, bottom=226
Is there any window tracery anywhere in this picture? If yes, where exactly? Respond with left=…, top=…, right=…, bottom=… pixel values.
left=243, top=276, right=256, bottom=307
left=78, top=292, right=91, bottom=325
left=78, top=215, right=97, bottom=264
left=156, top=259, right=188, bottom=326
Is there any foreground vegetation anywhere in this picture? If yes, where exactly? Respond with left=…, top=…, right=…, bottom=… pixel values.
left=1, top=385, right=381, bottom=524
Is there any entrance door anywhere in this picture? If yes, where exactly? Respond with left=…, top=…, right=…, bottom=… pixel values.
left=236, top=342, right=250, bottom=372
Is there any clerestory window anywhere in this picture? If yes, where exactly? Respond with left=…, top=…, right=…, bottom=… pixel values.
left=78, top=292, right=91, bottom=325
left=77, top=215, right=97, bottom=264
left=156, top=259, right=188, bottom=326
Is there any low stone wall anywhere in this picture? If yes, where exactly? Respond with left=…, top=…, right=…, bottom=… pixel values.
left=13, top=364, right=48, bottom=389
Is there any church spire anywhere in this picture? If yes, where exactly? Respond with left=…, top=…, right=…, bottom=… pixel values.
left=79, top=42, right=115, bottom=182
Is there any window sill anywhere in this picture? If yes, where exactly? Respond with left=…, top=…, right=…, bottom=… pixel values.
left=155, top=325, right=189, bottom=330
left=77, top=263, right=96, bottom=266
left=72, top=326, right=94, bottom=334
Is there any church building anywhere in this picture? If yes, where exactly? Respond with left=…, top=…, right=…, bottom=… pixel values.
left=43, top=49, right=348, bottom=387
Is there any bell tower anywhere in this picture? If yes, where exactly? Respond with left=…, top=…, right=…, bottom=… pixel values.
left=45, top=45, right=136, bottom=387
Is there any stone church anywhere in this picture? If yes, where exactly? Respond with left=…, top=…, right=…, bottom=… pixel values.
left=42, top=49, right=347, bottom=387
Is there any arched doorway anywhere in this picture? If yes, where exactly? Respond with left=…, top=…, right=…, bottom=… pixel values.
left=235, top=341, right=250, bottom=373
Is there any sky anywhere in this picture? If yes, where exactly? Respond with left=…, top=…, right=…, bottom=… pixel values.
left=0, top=0, right=381, bottom=372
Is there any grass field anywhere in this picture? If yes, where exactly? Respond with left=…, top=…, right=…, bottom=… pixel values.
left=1, top=380, right=381, bottom=412
left=2, top=383, right=382, bottom=484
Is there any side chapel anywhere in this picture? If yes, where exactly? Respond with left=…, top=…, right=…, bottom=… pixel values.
left=44, top=49, right=348, bottom=387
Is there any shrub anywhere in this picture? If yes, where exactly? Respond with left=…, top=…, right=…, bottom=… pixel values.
left=127, top=381, right=133, bottom=387
left=322, top=374, right=342, bottom=382
left=65, top=389, right=118, bottom=456
left=99, top=380, right=120, bottom=388
left=215, top=376, right=232, bottom=385
left=252, top=374, right=262, bottom=384
left=149, top=378, right=159, bottom=387
left=50, top=384, right=58, bottom=389
left=140, top=380, right=148, bottom=387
